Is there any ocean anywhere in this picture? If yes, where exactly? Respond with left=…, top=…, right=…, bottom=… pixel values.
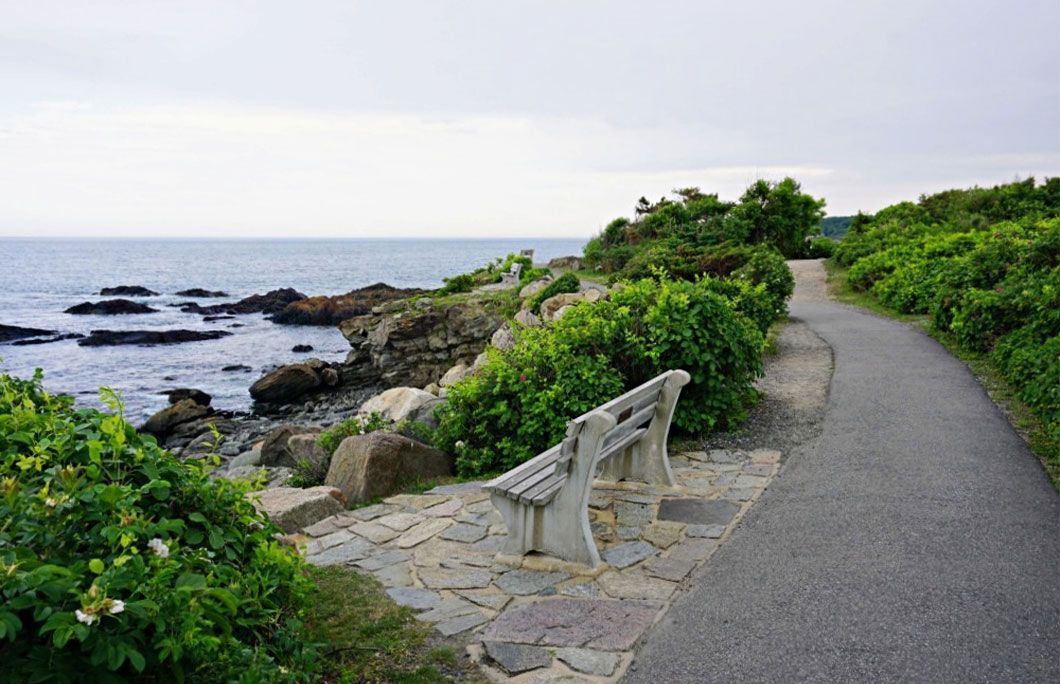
left=0, top=237, right=586, bottom=420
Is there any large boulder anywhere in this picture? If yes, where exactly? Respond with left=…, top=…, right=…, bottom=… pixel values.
left=513, top=309, right=541, bottom=327
left=490, top=324, right=516, bottom=351
left=0, top=324, right=56, bottom=343
left=271, top=283, right=426, bottom=326
left=99, top=285, right=158, bottom=296
left=164, top=388, right=211, bottom=407
left=249, top=364, right=321, bottom=404
left=325, top=432, right=452, bottom=503
left=174, top=288, right=228, bottom=297
left=250, top=486, right=346, bottom=533
left=78, top=329, right=231, bottom=346
left=439, top=364, right=473, bottom=388
left=141, top=398, right=210, bottom=437
left=539, top=292, right=584, bottom=321
left=519, top=276, right=554, bottom=299
left=288, top=433, right=330, bottom=470
left=260, top=424, right=324, bottom=468
left=547, top=256, right=583, bottom=270
left=359, top=387, right=442, bottom=424
left=180, top=288, right=306, bottom=316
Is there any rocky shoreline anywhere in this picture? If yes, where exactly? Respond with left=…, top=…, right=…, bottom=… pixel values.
left=128, top=259, right=612, bottom=505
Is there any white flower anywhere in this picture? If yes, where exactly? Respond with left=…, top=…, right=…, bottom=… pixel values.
left=45, top=498, right=58, bottom=508
left=108, top=599, right=125, bottom=615
left=75, top=609, right=95, bottom=626
left=147, top=538, right=170, bottom=559
left=454, top=440, right=466, bottom=449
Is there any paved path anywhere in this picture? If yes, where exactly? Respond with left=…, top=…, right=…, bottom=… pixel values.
left=625, top=260, right=1060, bottom=684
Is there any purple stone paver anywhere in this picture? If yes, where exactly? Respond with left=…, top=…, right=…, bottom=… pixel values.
left=481, top=599, right=661, bottom=651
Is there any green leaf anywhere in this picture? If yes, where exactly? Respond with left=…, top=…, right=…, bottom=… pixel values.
left=89, top=558, right=104, bottom=574
left=187, top=512, right=207, bottom=523
left=175, top=573, right=207, bottom=591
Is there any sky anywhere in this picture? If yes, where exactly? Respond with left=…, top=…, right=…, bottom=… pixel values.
left=0, top=0, right=1057, bottom=239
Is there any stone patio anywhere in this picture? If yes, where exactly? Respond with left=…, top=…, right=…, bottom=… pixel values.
left=296, top=447, right=781, bottom=683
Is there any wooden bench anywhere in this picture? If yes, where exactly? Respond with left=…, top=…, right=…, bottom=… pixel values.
left=499, top=262, right=523, bottom=286
left=484, top=369, right=691, bottom=567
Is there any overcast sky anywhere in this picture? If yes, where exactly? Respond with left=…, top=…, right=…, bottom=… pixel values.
left=1, top=0, right=1057, bottom=238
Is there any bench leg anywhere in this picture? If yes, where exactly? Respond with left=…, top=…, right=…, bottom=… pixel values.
left=490, top=492, right=601, bottom=567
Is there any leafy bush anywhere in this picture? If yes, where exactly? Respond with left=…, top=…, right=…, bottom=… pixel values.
left=0, top=372, right=313, bottom=683
left=733, top=247, right=795, bottom=316
left=806, top=237, right=836, bottom=258
left=529, top=272, right=581, bottom=313
left=436, top=277, right=765, bottom=476
left=520, top=267, right=551, bottom=286
left=437, top=273, right=475, bottom=296
left=315, top=412, right=389, bottom=457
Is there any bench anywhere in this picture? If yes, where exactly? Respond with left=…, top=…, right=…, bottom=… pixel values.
left=499, top=262, right=523, bottom=286
left=484, top=369, right=691, bottom=567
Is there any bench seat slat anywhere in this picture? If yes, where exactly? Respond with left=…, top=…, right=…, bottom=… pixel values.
left=598, top=426, right=648, bottom=462
left=505, top=461, right=562, bottom=500
left=601, top=404, right=656, bottom=450
left=528, top=476, right=566, bottom=505
left=485, top=443, right=562, bottom=492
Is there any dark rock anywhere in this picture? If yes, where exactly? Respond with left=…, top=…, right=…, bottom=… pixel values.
left=141, top=398, right=210, bottom=437
left=65, top=299, right=158, bottom=315
left=320, top=367, right=340, bottom=386
left=175, top=288, right=229, bottom=297
left=222, top=364, right=253, bottom=372
left=656, top=499, right=740, bottom=526
left=163, top=388, right=212, bottom=407
left=99, top=286, right=158, bottom=296
left=271, top=283, right=426, bottom=326
left=202, top=315, right=235, bottom=322
left=0, top=324, right=56, bottom=343
left=78, top=329, right=232, bottom=346
left=10, top=333, right=84, bottom=346
left=292, top=344, right=314, bottom=352
left=325, top=432, right=452, bottom=503
left=260, top=424, right=324, bottom=468
left=181, top=288, right=306, bottom=316
left=249, top=364, right=321, bottom=404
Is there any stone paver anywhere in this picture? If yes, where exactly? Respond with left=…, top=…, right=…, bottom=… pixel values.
left=297, top=448, right=779, bottom=683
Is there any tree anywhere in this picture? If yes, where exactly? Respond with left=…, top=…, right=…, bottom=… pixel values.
left=728, top=177, right=826, bottom=257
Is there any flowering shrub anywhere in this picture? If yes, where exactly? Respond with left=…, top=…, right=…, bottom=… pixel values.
left=436, top=277, right=766, bottom=476
left=0, top=372, right=314, bottom=683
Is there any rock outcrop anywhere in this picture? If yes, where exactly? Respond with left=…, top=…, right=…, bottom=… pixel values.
left=0, top=324, right=56, bottom=343
left=250, top=486, right=346, bottom=533
left=78, top=329, right=232, bottom=346
left=547, top=256, right=583, bottom=270
left=339, top=301, right=504, bottom=389
left=175, top=288, right=228, bottom=297
left=65, top=299, right=158, bottom=315
left=99, top=286, right=158, bottom=296
left=163, top=388, right=212, bottom=407
left=271, top=282, right=427, bottom=326
left=325, top=432, right=452, bottom=503
left=180, top=288, right=306, bottom=317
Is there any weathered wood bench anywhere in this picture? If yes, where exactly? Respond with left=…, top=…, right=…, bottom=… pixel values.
left=484, top=369, right=691, bottom=567
left=499, top=262, right=523, bottom=286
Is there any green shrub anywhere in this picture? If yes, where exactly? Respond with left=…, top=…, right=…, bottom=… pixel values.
left=437, top=273, right=475, bottom=296
left=436, top=278, right=764, bottom=476
left=806, top=237, right=836, bottom=258
left=733, top=247, right=795, bottom=316
left=520, top=267, right=551, bottom=285
left=0, top=372, right=313, bottom=683
left=529, top=272, right=581, bottom=313
left=315, top=412, right=389, bottom=457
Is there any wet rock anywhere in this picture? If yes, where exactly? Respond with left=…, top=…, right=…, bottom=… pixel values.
left=202, top=315, right=235, bottom=322
left=164, top=388, right=211, bottom=407
left=291, top=344, right=314, bottom=352
left=10, top=333, right=83, bottom=345
left=175, top=288, right=228, bottom=297
left=325, top=432, right=452, bottom=503
left=78, top=329, right=231, bottom=346
left=0, top=324, right=56, bottom=343
left=141, top=399, right=210, bottom=437
left=222, top=364, right=253, bottom=372
left=65, top=299, right=158, bottom=315
left=249, top=363, right=321, bottom=404
left=98, top=285, right=158, bottom=296
left=181, top=288, right=306, bottom=316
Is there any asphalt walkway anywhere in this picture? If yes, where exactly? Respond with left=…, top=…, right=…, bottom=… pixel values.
left=624, top=260, right=1060, bottom=683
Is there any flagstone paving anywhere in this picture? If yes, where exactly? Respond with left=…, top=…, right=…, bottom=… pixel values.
left=296, top=447, right=781, bottom=682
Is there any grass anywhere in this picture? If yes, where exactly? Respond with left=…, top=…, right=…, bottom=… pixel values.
left=304, top=566, right=482, bottom=683
left=824, top=259, right=1060, bottom=489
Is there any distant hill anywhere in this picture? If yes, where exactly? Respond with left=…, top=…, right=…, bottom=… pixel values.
left=819, top=216, right=855, bottom=239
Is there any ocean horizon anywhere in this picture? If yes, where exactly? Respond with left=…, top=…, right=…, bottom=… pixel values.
left=0, top=236, right=586, bottom=419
